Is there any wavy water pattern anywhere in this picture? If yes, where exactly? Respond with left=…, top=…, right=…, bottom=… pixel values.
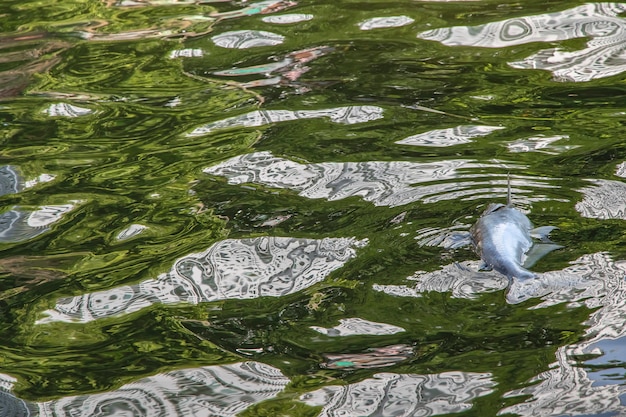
left=300, top=371, right=495, bottom=416
left=310, top=317, right=405, bottom=336
left=322, top=344, right=414, bottom=369
left=418, top=3, right=626, bottom=81
left=0, top=373, right=32, bottom=417
left=42, top=103, right=93, bottom=117
left=0, top=166, right=55, bottom=196
left=210, top=1, right=297, bottom=20
left=0, top=166, right=20, bottom=196
left=575, top=179, right=626, bottom=219
left=371, top=249, right=626, bottom=415
left=0, top=362, right=289, bottom=417
left=262, top=14, right=314, bottom=24
left=116, top=224, right=147, bottom=241
left=168, top=48, right=203, bottom=58
left=212, top=46, right=333, bottom=89
left=507, top=135, right=574, bottom=154
left=186, top=106, right=383, bottom=136
left=396, top=125, right=504, bottom=147
left=0, top=204, right=78, bottom=243
left=501, top=253, right=626, bottom=416
left=203, top=151, right=553, bottom=207
left=39, top=362, right=288, bottom=417
left=211, top=30, right=285, bottom=49
left=38, top=236, right=364, bottom=323
left=358, top=16, right=415, bottom=30
left=4, top=0, right=626, bottom=414
left=373, top=252, right=624, bottom=306
left=374, top=261, right=507, bottom=300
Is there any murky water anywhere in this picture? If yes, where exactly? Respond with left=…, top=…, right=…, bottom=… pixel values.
left=1, top=0, right=626, bottom=416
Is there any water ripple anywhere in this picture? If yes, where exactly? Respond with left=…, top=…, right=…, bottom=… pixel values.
left=358, top=16, right=415, bottom=31
left=115, top=224, right=147, bottom=241
left=186, top=106, right=383, bottom=136
left=42, top=103, right=93, bottom=117
left=576, top=179, right=626, bottom=219
left=204, top=151, right=538, bottom=207
left=507, top=135, right=575, bottom=154
left=0, top=361, right=289, bottom=417
left=262, top=13, right=314, bottom=24
left=310, top=317, right=405, bottom=336
left=502, top=252, right=626, bottom=416
left=395, top=125, right=504, bottom=147
left=211, top=30, right=285, bottom=49
left=0, top=204, right=79, bottom=243
left=38, top=236, right=364, bottom=323
left=418, top=3, right=626, bottom=81
left=300, top=371, right=495, bottom=417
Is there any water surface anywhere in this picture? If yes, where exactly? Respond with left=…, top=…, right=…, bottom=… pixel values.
left=1, top=0, right=626, bottom=416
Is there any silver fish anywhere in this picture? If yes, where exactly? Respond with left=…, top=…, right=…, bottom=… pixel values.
left=470, top=178, right=561, bottom=281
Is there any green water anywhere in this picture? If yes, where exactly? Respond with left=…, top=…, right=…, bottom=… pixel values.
left=2, top=1, right=626, bottom=416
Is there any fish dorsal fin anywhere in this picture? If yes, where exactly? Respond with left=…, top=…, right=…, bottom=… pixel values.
left=507, top=173, right=512, bottom=207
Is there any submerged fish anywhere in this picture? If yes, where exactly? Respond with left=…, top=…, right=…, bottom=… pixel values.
left=470, top=178, right=561, bottom=281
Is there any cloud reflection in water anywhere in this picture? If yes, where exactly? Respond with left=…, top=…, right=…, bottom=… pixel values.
left=300, top=371, right=495, bottom=417
left=418, top=3, right=626, bottom=82
left=310, top=317, right=405, bottom=336
left=211, top=30, right=285, bottom=49
left=204, top=151, right=553, bottom=207
left=396, top=125, right=504, bottom=147
left=375, top=251, right=626, bottom=415
left=0, top=362, right=289, bottom=417
left=38, top=236, right=365, bottom=324
left=186, top=105, right=383, bottom=136
left=576, top=178, right=626, bottom=220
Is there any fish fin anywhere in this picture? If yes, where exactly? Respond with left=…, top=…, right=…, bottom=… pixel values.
left=530, top=226, right=558, bottom=243
left=507, top=172, right=512, bottom=206
left=478, top=261, right=493, bottom=271
left=444, top=231, right=472, bottom=249
left=522, top=243, right=563, bottom=269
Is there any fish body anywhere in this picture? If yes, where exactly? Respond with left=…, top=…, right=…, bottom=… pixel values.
left=470, top=202, right=536, bottom=280
left=470, top=179, right=559, bottom=281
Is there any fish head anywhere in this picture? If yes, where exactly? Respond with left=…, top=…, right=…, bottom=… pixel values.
left=481, top=203, right=506, bottom=216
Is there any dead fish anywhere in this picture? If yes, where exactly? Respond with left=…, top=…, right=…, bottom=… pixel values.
left=470, top=177, right=561, bottom=282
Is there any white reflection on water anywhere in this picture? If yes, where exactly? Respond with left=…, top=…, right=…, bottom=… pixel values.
left=576, top=179, right=626, bottom=219
left=42, top=103, right=93, bottom=117
left=203, top=152, right=554, bottom=207
left=0, top=204, right=78, bottom=243
left=0, top=166, right=21, bottom=196
left=0, top=359, right=495, bottom=417
left=0, top=166, right=64, bottom=242
left=507, top=135, right=576, bottom=154
left=418, top=3, right=626, bottom=82
left=262, top=13, right=314, bottom=24
left=374, top=261, right=507, bottom=300
left=0, top=373, right=32, bottom=417
left=310, top=317, right=405, bottom=336
left=375, top=251, right=626, bottom=415
left=0, top=166, right=55, bottom=196
left=115, top=224, right=147, bottom=241
left=38, top=236, right=365, bottom=324
left=186, top=105, right=383, bottom=136
left=0, top=361, right=289, bottom=417
left=300, top=371, right=495, bottom=417
left=211, top=30, right=285, bottom=49
left=168, top=48, right=203, bottom=58
left=358, top=16, right=415, bottom=30
left=503, top=253, right=626, bottom=416
left=396, top=125, right=504, bottom=147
